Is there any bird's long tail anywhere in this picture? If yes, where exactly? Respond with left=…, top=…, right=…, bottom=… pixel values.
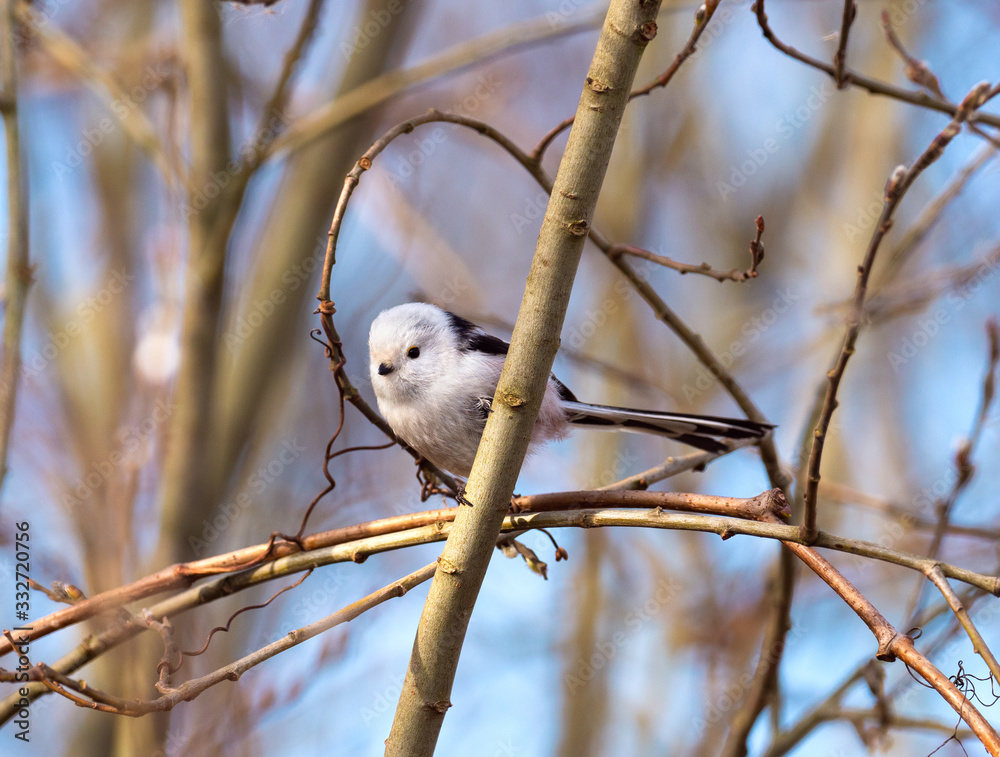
left=563, top=401, right=772, bottom=454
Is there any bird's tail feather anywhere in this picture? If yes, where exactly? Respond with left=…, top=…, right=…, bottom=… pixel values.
left=563, top=401, right=772, bottom=454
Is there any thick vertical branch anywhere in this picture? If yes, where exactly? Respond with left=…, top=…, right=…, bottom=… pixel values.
left=0, top=0, right=30, bottom=499
left=158, top=0, right=232, bottom=558
left=215, top=0, right=417, bottom=510
left=140, top=6, right=232, bottom=754
left=383, top=1, right=662, bottom=754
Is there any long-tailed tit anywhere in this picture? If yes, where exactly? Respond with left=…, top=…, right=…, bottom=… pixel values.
left=368, top=302, right=771, bottom=478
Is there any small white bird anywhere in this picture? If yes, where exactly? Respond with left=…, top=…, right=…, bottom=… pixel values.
left=368, top=302, right=771, bottom=478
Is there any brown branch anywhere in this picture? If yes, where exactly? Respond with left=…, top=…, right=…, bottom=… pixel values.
left=4, top=494, right=1000, bottom=722
left=800, top=84, right=992, bottom=542
left=773, top=536, right=1000, bottom=752
left=8, top=481, right=999, bottom=665
left=531, top=0, right=722, bottom=163
left=513, top=488, right=790, bottom=520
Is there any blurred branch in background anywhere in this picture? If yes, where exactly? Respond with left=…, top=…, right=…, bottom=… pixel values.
left=14, top=1, right=186, bottom=191
left=0, top=0, right=30, bottom=499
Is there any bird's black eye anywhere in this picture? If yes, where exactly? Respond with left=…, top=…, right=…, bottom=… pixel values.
left=407, top=346, right=420, bottom=359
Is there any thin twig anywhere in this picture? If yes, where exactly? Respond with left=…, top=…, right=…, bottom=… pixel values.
left=832, top=0, right=857, bottom=88
left=800, top=84, right=992, bottom=542
left=531, top=0, right=723, bottom=163
left=750, top=0, right=1000, bottom=130
left=880, top=9, right=1000, bottom=153
left=597, top=436, right=762, bottom=491
left=608, top=215, right=764, bottom=283
left=904, top=319, right=1000, bottom=624
left=878, top=142, right=998, bottom=286
left=29, top=564, right=437, bottom=716
left=168, top=570, right=313, bottom=673
left=239, top=0, right=325, bottom=175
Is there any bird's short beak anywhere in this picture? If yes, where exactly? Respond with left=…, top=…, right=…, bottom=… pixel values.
left=377, top=362, right=394, bottom=376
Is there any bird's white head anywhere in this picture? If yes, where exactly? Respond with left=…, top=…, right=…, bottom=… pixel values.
left=368, top=303, right=456, bottom=404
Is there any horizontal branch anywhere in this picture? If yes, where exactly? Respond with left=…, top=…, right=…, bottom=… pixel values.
left=4, top=493, right=999, bottom=724
left=6, top=488, right=997, bottom=660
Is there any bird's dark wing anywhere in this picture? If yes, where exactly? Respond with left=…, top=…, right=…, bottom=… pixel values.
left=445, top=311, right=510, bottom=355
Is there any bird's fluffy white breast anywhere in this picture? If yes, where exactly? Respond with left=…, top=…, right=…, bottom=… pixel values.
left=368, top=303, right=571, bottom=477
